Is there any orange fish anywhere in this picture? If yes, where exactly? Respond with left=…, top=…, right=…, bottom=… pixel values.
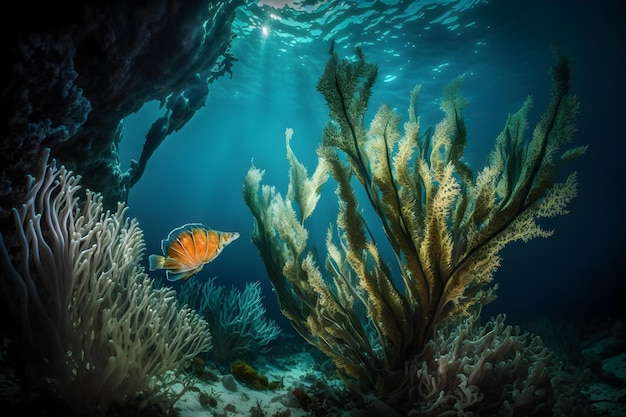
left=149, top=223, right=239, bottom=281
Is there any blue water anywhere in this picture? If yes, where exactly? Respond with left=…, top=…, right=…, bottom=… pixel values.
left=120, top=0, right=625, bottom=330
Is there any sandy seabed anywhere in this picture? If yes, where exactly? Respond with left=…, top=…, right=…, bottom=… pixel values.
left=173, top=349, right=353, bottom=417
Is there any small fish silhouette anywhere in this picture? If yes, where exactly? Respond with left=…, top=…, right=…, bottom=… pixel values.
left=149, top=223, right=239, bottom=281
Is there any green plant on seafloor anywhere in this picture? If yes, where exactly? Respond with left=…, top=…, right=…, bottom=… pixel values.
left=243, top=46, right=587, bottom=415
left=177, top=276, right=281, bottom=367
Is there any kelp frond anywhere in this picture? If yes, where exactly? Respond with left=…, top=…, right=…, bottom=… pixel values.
left=243, top=48, right=584, bottom=408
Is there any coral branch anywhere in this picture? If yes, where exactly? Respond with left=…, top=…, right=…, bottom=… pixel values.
left=0, top=149, right=211, bottom=415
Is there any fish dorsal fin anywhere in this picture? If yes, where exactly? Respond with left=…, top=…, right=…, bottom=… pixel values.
left=161, top=223, right=208, bottom=254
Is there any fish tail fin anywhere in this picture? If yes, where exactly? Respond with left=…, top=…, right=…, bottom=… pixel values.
left=149, top=254, right=166, bottom=271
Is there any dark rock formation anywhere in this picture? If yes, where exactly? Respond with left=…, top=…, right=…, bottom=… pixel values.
left=1, top=0, right=246, bottom=219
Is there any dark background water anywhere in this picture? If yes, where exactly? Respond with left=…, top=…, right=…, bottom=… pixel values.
left=119, top=0, right=626, bottom=332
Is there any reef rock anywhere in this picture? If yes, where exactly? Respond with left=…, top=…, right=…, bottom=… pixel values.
left=1, top=0, right=245, bottom=219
